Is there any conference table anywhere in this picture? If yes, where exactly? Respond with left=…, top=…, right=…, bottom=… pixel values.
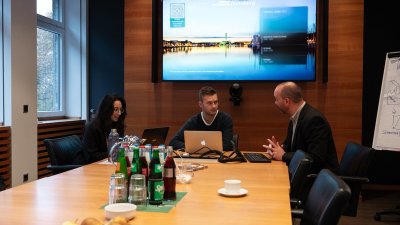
left=0, top=158, right=291, bottom=225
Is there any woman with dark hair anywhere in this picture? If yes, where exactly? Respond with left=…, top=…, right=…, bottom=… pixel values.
left=82, top=94, right=127, bottom=163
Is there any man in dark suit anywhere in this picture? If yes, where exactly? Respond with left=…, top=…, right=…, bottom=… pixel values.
left=263, top=81, right=339, bottom=174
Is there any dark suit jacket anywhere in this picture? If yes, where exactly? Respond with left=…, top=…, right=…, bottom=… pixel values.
left=282, top=103, right=340, bottom=174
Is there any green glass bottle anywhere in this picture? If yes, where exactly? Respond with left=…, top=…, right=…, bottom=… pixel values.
left=131, top=146, right=141, bottom=175
left=148, top=148, right=164, bottom=205
left=116, top=147, right=128, bottom=180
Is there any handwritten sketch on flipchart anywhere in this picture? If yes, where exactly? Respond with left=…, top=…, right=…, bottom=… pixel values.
left=373, top=54, right=400, bottom=151
left=385, top=79, right=400, bottom=129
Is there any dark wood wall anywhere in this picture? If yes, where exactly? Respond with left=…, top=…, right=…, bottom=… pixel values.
left=124, top=0, right=364, bottom=159
left=0, top=127, right=11, bottom=189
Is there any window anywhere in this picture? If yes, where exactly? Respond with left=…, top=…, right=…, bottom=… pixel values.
left=37, top=0, right=61, bottom=21
left=37, top=0, right=64, bottom=117
left=0, top=1, right=3, bottom=125
left=37, top=28, right=62, bottom=113
left=37, top=0, right=87, bottom=120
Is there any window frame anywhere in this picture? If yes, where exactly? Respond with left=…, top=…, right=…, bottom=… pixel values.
left=36, top=0, right=66, bottom=118
left=0, top=0, right=4, bottom=125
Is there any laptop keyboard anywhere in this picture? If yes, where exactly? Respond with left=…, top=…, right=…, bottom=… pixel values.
left=243, top=152, right=271, bottom=163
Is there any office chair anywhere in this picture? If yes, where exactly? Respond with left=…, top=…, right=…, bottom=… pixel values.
left=306, top=141, right=372, bottom=217
left=337, top=141, right=373, bottom=216
left=288, top=150, right=313, bottom=207
left=291, top=169, right=351, bottom=225
left=44, top=135, right=86, bottom=175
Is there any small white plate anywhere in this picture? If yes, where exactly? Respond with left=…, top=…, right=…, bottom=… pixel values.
left=218, top=188, right=248, bottom=197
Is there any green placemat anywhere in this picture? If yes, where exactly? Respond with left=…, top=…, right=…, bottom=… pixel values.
left=101, top=192, right=187, bottom=213
left=137, top=192, right=187, bottom=213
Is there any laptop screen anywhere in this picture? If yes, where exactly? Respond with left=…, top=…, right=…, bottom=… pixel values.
left=141, top=127, right=169, bottom=146
left=184, top=130, right=223, bottom=154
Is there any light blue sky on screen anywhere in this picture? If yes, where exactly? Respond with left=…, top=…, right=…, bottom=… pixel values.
left=163, top=0, right=316, bottom=39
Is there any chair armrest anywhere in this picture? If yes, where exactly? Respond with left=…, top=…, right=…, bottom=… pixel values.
left=290, top=198, right=302, bottom=208
left=307, top=173, right=369, bottom=183
left=291, top=208, right=304, bottom=218
left=47, top=165, right=82, bottom=174
left=339, top=175, right=369, bottom=183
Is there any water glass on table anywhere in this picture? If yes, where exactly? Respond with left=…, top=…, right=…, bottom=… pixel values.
left=128, top=174, right=147, bottom=208
left=176, top=163, right=194, bottom=184
left=109, top=173, right=127, bottom=204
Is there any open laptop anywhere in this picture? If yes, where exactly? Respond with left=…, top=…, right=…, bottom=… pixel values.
left=141, top=127, right=169, bottom=146
left=184, top=130, right=223, bottom=155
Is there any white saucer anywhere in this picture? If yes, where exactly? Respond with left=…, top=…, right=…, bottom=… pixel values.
left=217, top=188, right=248, bottom=197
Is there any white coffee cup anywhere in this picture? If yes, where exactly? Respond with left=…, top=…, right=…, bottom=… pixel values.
left=224, top=179, right=241, bottom=193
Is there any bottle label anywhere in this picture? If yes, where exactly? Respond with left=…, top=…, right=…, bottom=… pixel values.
left=142, top=168, right=148, bottom=176
left=153, top=180, right=164, bottom=201
left=154, top=164, right=162, bottom=173
left=131, top=164, right=137, bottom=173
left=164, top=168, right=174, bottom=178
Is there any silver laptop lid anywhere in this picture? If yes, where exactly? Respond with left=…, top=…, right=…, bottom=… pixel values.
left=184, top=130, right=223, bottom=154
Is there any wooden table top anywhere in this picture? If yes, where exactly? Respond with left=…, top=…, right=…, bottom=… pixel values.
left=0, top=159, right=291, bottom=225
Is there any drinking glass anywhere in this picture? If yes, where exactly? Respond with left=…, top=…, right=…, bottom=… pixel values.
left=109, top=173, right=127, bottom=204
left=128, top=174, right=147, bottom=209
left=176, top=163, right=194, bottom=184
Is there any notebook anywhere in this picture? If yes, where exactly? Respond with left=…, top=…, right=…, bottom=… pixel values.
left=184, top=130, right=223, bottom=154
left=141, top=127, right=169, bottom=146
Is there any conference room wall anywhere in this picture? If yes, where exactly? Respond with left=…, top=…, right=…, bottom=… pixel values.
left=88, top=0, right=124, bottom=116
left=124, top=0, right=364, bottom=159
left=3, top=0, right=38, bottom=187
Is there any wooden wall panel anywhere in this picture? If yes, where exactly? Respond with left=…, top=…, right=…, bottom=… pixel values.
left=124, top=0, right=364, bottom=160
left=0, top=127, right=11, bottom=189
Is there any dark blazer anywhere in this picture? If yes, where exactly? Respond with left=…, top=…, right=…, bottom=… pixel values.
left=82, top=121, right=109, bottom=163
left=282, top=103, right=340, bottom=174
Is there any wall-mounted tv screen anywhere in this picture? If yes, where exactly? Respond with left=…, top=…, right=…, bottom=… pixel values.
left=154, top=0, right=323, bottom=82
